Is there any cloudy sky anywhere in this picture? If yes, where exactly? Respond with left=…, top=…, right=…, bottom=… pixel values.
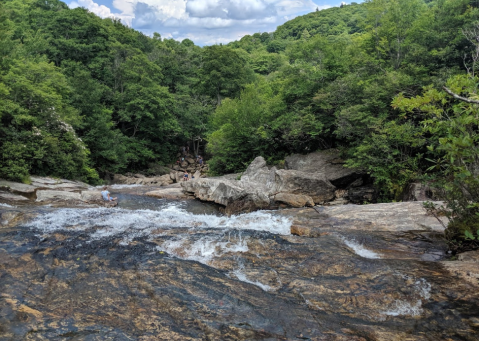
left=67, top=0, right=360, bottom=45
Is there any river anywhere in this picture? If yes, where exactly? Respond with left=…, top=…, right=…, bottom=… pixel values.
left=0, top=186, right=478, bottom=340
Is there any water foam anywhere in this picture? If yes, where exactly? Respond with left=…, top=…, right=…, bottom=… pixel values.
left=383, top=277, right=431, bottom=317
left=24, top=204, right=292, bottom=249
left=157, top=232, right=249, bottom=264
left=230, top=268, right=272, bottom=291
left=340, top=237, right=381, bottom=259
left=0, top=203, right=15, bottom=208
left=25, top=205, right=291, bottom=236
left=384, top=300, right=423, bottom=317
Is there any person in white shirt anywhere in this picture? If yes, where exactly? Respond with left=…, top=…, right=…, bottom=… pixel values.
left=101, top=186, right=117, bottom=201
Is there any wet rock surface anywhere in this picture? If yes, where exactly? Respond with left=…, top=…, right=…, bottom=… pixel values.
left=0, top=197, right=478, bottom=340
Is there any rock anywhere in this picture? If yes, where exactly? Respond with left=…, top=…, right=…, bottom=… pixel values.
left=80, top=191, right=103, bottom=202
left=0, top=180, right=37, bottom=195
left=274, top=193, right=314, bottom=208
left=324, top=198, right=349, bottom=206
left=348, top=186, right=377, bottom=204
left=134, top=173, right=145, bottom=178
left=186, top=158, right=195, bottom=164
left=273, top=170, right=336, bottom=204
left=241, top=156, right=268, bottom=182
left=193, top=171, right=201, bottom=180
left=146, top=184, right=194, bottom=200
left=285, top=150, right=362, bottom=187
left=0, top=211, right=20, bottom=228
left=225, top=191, right=272, bottom=215
left=0, top=192, right=30, bottom=202
left=402, top=182, right=438, bottom=201
left=182, top=179, right=245, bottom=206
left=169, top=172, right=176, bottom=181
left=29, top=176, right=89, bottom=190
left=442, top=261, right=479, bottom=287
left=175, top=172, right=183, bottom=183
left=302, top=202, right=447, bottom=234
left=36, top=190, right=82, bottom=202
left=180, top=161, right=188, bottom=168
left=457, top=250, right=479, bottom=263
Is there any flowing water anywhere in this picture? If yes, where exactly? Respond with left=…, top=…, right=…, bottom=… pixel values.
left=1, top=188, right=478, bottom=340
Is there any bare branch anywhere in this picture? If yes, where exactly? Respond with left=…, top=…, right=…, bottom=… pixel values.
left=442, top=86, right=479, bottom=104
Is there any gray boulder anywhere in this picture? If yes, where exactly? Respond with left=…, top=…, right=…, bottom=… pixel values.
left=0, top=180, right=37, bottom=195
left=0, top=192, right=30, bottom=202
left=81, top=191, right=103, bottom=202
left=274, top=193, right=314, bottom=208
left=182, top=179, right=244, bottom=206
left=285, top=150, right=362, bottom=187
left=36, top=190, right=82, bottom=202
left=273, top=170, right=336, bottom=204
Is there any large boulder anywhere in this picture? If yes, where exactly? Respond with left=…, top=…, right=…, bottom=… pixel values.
left=289, top=202, right=447, bottom=237
left=182, top=179, right=244, bottom=206
left=285, top=150, right=362, bottom=187
left=273, top=170, right=336, bottom=204
left=0, top=192, right=31, bottom=202
left=80, top=191, right=103, bottom=202
left=225, top=192, right=272, bottom=215
left=274, top=193, right=314, bottom=208
left=36, top=190, right=82, bottom=202
left=0, top=180, right=37, bottom=196
left=146, top=184, right=193, bottom=200
left=402, top=182, right=439, bottom=202
left=29, top=176, right=89, bottom=191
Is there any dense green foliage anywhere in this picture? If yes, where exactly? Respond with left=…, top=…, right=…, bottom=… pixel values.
left=0, top=0, right=221, bottom=182
left=2, top=0, right=479, bottom=246
left=211, top=0, right=479, bottom=199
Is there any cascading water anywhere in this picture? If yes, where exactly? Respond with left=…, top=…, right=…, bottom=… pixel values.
left=1, top=188, right=478, bottom=340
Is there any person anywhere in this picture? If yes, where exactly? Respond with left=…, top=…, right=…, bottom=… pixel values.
left=101, top=186, right=117, bottom=201
left=182, top=146, right=186, bottom=156
left=183, top=171, right=189, bottom=181
left=199, top=157, right=203, bottom=165
left=176, top=159, right=180, bottom=165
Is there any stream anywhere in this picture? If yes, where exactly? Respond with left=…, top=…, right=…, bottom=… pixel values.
left=1, top=186, right=478, bottom=340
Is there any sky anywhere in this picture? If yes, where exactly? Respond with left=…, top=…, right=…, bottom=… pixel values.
left=67, top=0, right=360, bottom=46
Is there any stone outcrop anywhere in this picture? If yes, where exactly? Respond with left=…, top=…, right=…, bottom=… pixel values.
left=145, top=184, right=193, bottom=200
left=274, top=169, right=336, bottom=203
left=274, top=193, right=314, bottom=208
left=36, top=190, right=82, bottom=202
left=287, top=202, right=447, bottom=237
left=285, top=150, right=362, bottom=187
left=113, top=174, right=174, bottom=186
left=0, top=180, right=37, bottom=196
left=182, top=151, right=369, bottom=213
left=0, top=177, right=120, bottom=207
left=402, top=182, right=439, bottom=201
left=0, top=177, right=92, bottom=204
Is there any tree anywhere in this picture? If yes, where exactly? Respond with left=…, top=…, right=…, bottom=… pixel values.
left=199, top=45, right=252, bottom=105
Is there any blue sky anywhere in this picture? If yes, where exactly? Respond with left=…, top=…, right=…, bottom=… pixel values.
left=67, top=0, right=362, bottom=45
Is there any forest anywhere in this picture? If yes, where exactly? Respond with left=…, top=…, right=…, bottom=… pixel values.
left=1, top=0, right=479, bottom=241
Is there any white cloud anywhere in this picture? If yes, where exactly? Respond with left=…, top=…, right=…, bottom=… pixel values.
left=69, top=0, right=133, bottom=25
left=69, top=0, right=332, bottom=45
